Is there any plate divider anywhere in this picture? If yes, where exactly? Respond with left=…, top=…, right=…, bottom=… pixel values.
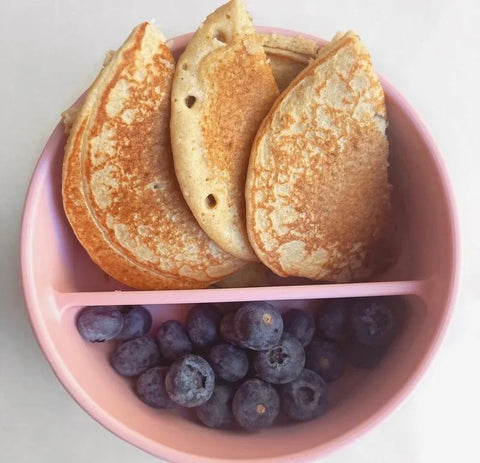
left=55, top=279, right=428, bottom=315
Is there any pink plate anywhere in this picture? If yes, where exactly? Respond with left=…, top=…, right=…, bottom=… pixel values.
left=21, top=27, right=459, bottom=462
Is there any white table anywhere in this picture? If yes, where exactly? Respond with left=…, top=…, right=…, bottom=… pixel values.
left=1, top=1, right=478, bottom=462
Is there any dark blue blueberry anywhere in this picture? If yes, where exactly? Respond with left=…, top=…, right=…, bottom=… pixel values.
left=208, top=343, right=249, bottom=383
left=351, top=297, right=397, bottom=347
left=195, top=383, right=235, bottom=429
left=76, top=305, right=123, bottom=342
left=282, top=309, right=315, bottom=347
left=165, top=355, right=215, bottom=407
left=111, top=336, right=160, bottom=377
left=305, top=338, right=345, bottom=382
left=115, top=305, right=152, bottom=341
left=280, top=369, right=328, bottom=422
left=156, top=320, right=192, bottom=361
left=316, top=298, right=350, bottom=342
left=135, top=366, right=175, bottom=409
left=234, top=302, right=283, bottom=351
left=186, top=304, right=222, bottom=349
left=219, top=312, right=242, bottom=346
left=346, top=338, right=387, bottom=369
left=232, top=379, right=280, bottom=430
left=253, top=334, right=305, bottom=384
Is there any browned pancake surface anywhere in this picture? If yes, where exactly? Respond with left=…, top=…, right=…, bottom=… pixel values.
left=63, top=23, right=244, bottom=289
left=171, top=0, right=279, bottom=261
left=246, top=31, right=393, bottom=282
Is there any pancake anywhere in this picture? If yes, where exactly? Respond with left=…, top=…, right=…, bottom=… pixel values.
left=246, top=31, right=394, bottom=283
left=170, top=0, right=280, bottom=261
left=62, top=22, right=245, bottom=290
left=259, top=33, right=320, bottom=91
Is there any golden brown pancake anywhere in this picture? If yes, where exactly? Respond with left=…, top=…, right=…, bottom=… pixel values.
left=62, top=22, right=245, bottom=290
left=259, top=33, right=320, bottom=91
left=246, top=31, right=393, bottom=283
left=170, top=0, right=279, bottom=262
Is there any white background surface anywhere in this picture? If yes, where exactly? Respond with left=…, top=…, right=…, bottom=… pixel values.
left=1, top=0, right=479, bottom=462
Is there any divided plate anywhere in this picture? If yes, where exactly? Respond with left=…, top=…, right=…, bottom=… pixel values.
left=21, top=28, right=459, bottom=462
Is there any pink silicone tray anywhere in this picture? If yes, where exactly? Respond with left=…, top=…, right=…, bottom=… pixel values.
left=21, top=28, right=459, bottom=462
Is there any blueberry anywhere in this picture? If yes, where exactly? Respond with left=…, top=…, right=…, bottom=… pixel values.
left=280, top=369, right=328, bottom=422
left=316, top=298, right=350, bottom=342
left=136, top=366, right=175, bottom=409
left=111, top=336, right=160, bottom=377
left=165, top=355, right=215, bottom=407
left=196, top=383, right=235, bottom=429
left=186, top=304, right=222, bottom=349
left=115, top=305, right=152, bottom=340
left=76, top=305, right=123, bottom=342
left=208, top=343, right=249, bottom=383
left=351, top=297, right=397, bottom=347
left=346, top=338, right=387, bottom=369
left=156, top=320, right=192, bottom=361
left=220, top=312, right=242, bottom=346
left=282, top=309, right=315, bottom=347
left=305, top=338, right=345, bottom=382
left=253, top=334, right=305, bottom=384
left=234, top=302, right=283, bottom=351
left=232, top=379, right=280, bottom=430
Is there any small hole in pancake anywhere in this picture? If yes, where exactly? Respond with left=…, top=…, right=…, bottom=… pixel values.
left=226, top=14, right=231, bottom=19
left=206, top=194, right=217, bottom=209
left=214, top=30, right=227, bottom=43
left=182, top=63, right=188, bottom=71
left=185, top=95, right=196, bottom=108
